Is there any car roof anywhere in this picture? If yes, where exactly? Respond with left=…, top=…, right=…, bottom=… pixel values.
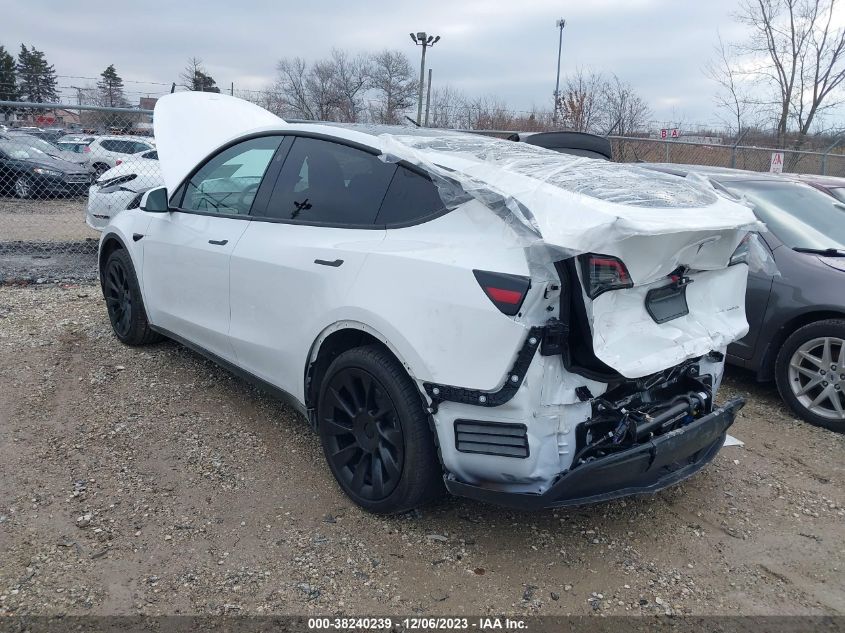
left=95, top=135, right=154, bottom=142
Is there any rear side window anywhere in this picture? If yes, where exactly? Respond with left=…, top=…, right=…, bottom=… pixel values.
left=260, top=137, right=395, bottom=225
left=100, top=139, right=130, bottom=153
left=376, top=166, right=446, bottom=226
left=57, top=142, right=87, bottom=154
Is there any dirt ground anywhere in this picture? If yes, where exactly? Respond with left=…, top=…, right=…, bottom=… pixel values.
left=0, top=284, right=843, bottom=618
left=0, top=197, right=96, bottom=242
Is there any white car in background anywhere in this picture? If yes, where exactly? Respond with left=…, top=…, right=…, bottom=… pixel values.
left=86, top=153, right=162, bottom=231
left=99, top=92, right=762, bottom=513
left=57, top=135, right=155, bottom=177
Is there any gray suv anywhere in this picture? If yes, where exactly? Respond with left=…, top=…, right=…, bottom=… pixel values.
left=645, top=164, right=845, bottom=432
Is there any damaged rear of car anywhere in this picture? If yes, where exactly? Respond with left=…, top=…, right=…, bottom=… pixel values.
left=372, top=132, right=764, bottom=509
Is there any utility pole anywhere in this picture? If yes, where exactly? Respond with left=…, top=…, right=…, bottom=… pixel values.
left=410, top=31, right=440, bottom=125
left=424, top=68, right=433, bottom=127
left=552, top=18, right=566, bottom=127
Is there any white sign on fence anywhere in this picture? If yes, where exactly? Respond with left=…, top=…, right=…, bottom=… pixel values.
left=770, top=152, right=784, bottom=173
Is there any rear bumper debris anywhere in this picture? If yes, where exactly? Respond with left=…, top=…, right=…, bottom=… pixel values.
left=444, top=398, right=744, bottom=510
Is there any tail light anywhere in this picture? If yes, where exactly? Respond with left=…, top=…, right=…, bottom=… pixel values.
left=115, top=159, right=123, bottom=165
left=729, top=234, right=751, bottom=266
left=83, top=145, right=91, bottom=153
left=473, top=270, right=531, bottom=316
left=579, top=254, right=633, bottom=299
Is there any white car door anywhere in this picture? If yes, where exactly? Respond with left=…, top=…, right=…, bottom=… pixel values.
left=229, top=136, right=398, bottom=400
left=141, top=135, right=284, bottom=361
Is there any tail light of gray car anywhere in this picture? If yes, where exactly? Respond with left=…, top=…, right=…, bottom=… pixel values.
left=578, top=254, right=633, bottom=299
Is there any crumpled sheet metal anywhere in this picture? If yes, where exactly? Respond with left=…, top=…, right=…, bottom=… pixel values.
left=587, top=265, right=750, bottom=378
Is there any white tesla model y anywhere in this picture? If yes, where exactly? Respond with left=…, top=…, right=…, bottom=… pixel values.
left=98, top=92, right=762, bottom=513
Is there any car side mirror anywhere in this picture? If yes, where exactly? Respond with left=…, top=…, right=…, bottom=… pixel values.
left=140, top=186, right=169, bottom=213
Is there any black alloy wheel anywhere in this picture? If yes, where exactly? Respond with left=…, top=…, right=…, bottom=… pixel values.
left=102, top=248, right=162, bottom=345
left=317, top=345, right=443, bottom=514
left=105, top=255, right=132, bottom=338
left=322, top=367, right=405, bottom=501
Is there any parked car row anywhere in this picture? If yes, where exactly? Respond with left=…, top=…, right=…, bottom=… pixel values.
left=0, top=130, right=157, bottom=199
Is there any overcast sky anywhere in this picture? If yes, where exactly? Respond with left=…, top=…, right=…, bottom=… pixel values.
left=6, top=0, right=756, bottom=129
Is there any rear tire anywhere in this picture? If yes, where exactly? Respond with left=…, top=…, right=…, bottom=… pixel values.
left=317, top=345, right=444, bottom=514
left=102, top=248, right=163, bottom=346
left=93, top=163, right=110, bottom=177
left=775, top=319, right=845, bottom=433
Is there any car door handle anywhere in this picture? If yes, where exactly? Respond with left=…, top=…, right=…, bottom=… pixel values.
left=314, top=259, right=344, bottom=267
left=208, top=239, right=229, bottom=246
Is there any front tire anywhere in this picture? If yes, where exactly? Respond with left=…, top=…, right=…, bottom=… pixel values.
left=775, top=319, right=845, bottom=433
left=317, top=345, right=444, bottom=514
left=14, top=175, right=33, bottom=199
left=103, top=248, right=163, bottom=346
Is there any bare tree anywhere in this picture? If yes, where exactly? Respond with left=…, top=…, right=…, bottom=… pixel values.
left=601, top=75, right=651, bottom=137
left=328, top=49, right=370, bottom=123
left=368, top=49, right=416, bottom=124
left=427, top=85, right=468, bottom=128
left=735, top=0, right=845, bottom=146
left=305, top=58, right=341, bottom=121
left=557, top=68, right=606, bottom=133
left=274, top=57, right=315, bottom=119
left=705, top=34, right=757, bottom=136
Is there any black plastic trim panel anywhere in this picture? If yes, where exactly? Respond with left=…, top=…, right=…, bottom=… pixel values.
left=423, top=326, right=543, bottom=409
left=454, top=420, right=529, bottom=458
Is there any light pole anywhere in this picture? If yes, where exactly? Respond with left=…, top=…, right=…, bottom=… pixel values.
left=552, top=18, right=566, bottom=127
left=410, top=31, right=440, bottom=126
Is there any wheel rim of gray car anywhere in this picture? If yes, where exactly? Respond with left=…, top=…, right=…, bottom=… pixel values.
left=322, top=368, right=404, bottom=501
left=15, top=177, right=30, bottom=198
left=788, top=336, right=845, bottom=420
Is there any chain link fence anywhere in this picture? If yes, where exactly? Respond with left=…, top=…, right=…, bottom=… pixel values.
left=609, top=136, right=845, bottom=176
left=3, top=101, right=845, bottom=282
left=1, top=102, right=159, bottom=282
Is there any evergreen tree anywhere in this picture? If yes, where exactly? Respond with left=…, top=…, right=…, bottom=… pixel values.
left=0, top=45, right=18, bottom=115
left=16, top=44, right=58, bottom=103
left=97, top=64, right=126, bottom=107
left=180, top=57, right=221, bottom=93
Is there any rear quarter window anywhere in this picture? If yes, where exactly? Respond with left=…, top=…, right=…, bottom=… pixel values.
left=376, top=166, right=446, bottom=226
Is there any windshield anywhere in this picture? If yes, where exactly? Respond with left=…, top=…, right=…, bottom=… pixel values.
left=0, top=141, right=46, bottom=160
left=722, top=180, right=845, bottom=250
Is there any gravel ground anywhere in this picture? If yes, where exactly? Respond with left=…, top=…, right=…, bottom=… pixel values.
left=0, top=197, right=96, bottom=242
left=0, top=284, right=843, bottom=617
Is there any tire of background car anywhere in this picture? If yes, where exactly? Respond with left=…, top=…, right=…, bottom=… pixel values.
left=14, top=175, right=32, bottom=199
left=317, top=345, right=444, bottom=514
left=775, top=319, right=845, bottom=433
left=93, top=163, right=110, bottom=177
left=103, top=249, right=164, bottom=346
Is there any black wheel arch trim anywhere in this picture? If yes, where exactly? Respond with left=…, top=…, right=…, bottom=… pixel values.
left=423, top=326, right=543, bottom=410
left=99, top=231, right=131, bottom=288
